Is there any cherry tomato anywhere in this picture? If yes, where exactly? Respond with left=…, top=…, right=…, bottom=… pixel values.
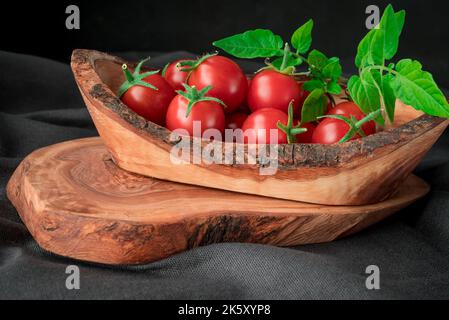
left=166, top=95, right=225, bottom=137
left=327, top=101, right=376, bottom=137
left=121, top=74, right=175, bottom=126
left=327, top=101, right=366, bottom=117
left=248, top=70, right=300, bottom=114
left=225, top=112, right=248, bottom=130
left=188, top=55, right=247, bottom=113
left=242, top=108, right=288, bottom=144
left=296, top=122, right=316, bottom=143
left=312, top=113, right=376, bottom=145
left=163, top=59, right=192, bottom=91
left=294, top=83, right=310, bottom=118
left=237, top=77, right=252, bottom=114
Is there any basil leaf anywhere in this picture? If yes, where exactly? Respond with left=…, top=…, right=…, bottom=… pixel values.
left=348, top=73, right=384, bottom=124
left=369, top=28, right=385, bottom=66
left=327, top=80, right=342, bottom=95
left=355, top=5, right=405, bottom=68
left=322, top=57, right=342, bottom=80
left=291, top=19, right=314, bottom=54
left=382, top=7, right=406, bottom=60
left=303, top=79, right=325, bottom=92
left=308, top=49, right=328, bottom=70
left=382, top=74, right=396, bottom=122
left=391, top=59, right=449, bottom=118
left=213, top=29, right=284, bottom=58
left=355, top=30, right=376, bottom=68
left=301, top=88, right=327, bottom=123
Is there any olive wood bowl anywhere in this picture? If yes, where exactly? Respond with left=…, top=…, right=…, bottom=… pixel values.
left=71, top=49, right=449, bottom=205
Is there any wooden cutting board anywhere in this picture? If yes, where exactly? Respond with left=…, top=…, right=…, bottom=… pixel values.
left=7, top=137, right=430, bottom=265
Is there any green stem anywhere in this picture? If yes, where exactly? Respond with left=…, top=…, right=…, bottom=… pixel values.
left=122, top=64, right=135, bottom=83
left=292, top=71, right=312, bottom=77
left=277, top=100, right=307, bottom=144
left=356, top=109, right=382, bottom=127
left=280, top=43, right=290, bottom=71
left=291, top=51, right=308, bottom=63
left=364, top=65, right=396, bottom=75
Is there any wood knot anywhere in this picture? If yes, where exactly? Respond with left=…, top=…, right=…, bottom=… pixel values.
left=41, top=218, right=59, bottom=232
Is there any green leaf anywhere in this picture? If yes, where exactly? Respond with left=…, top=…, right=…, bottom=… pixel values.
left=369, top=28, right=385, bottom=66
left=291, top=19, right=314, bottom=54
left=347, top=73, right=383, bottom=124
left=390, top=59, right=449, bottom=118
left=308, top=50, right=328, bottom=70
left=213, top=29, right=284, bottom=59
left=355, top=5, right=405, bottom=68
left=382, top=7, right=406, bottom=60
left=322, top=57, right=342, bottom=80
left=302, top=79, right=325, bottom=92
left=355, top=30, right=376, bottom=68
left=301, top=88, right=327, bottom=123
left=382, top=73, right=396, bottom=122
left=326, top=80, right=342, bottom=95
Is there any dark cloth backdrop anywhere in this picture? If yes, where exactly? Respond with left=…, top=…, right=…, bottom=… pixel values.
left=1, top=50, right=449, bottom=299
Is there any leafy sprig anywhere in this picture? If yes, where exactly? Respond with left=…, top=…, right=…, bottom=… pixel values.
left=348, top=4, right=449, bottom=125
left=213, top=21, right=343, bottom=122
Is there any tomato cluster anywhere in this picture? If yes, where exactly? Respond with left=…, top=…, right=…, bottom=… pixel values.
left=119, top=55, right=376, bottom=145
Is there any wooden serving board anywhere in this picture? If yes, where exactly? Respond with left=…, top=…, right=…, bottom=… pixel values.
left=7, top=137, right=430, bottom=265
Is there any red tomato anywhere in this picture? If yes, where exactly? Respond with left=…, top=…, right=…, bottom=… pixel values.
left=248, top=70, right=300, bottom=114
left=326, top=101, right=375, bottom=137
left=241, top=108, right=288, bottom=144
left=121, top=74, right=175, bottom=126
left=166, top=95, right=225, bottom=137
left=296, top=122, right=316, bottom=143
left=237, top=77, right=252, bottom=114
left=188, top=56, right=247, bottom=113
left=312, top=113, right=376, bottom=145
left=327, top=101, right=366, bottom=117
left=295, top=83, right=310, bottom=118
left=225, top=112, right=248, bottom=130
left=163, top=59, right=192, bottom=91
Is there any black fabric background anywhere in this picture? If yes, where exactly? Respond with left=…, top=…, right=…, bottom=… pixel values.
left=3, top=0, right=449, bottom=91
left=1, top=0, right=449, bottom=300
left=1, top=50, right=449, bottom=300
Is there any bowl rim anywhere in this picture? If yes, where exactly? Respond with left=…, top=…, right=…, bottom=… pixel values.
left=71, top=49, right=448, bottom=168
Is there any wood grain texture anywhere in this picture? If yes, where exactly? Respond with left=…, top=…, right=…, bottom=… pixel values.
left=7, top=138, right=430, bottom=265
left=71, top=49, right=448, bottom=205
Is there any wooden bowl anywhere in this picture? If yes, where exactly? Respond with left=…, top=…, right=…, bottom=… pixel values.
left=71, top=49, right=449, bottom=206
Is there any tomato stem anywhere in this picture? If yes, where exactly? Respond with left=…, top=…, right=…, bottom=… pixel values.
left=118, top=58, right=160, bottom=97
left=356, top=109, right=382, bottom=127
left=319, top=109, right=380, bottom=143
left=122, top=64, right=135, bottom=83
left=280, top=43, right=291, bottom=71
left=177, top=84, right=226, bottom=118
left=277, top=100, right=307, bottom=144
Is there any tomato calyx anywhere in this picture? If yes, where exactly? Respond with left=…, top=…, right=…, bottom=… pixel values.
left=177, top=52, right=218, bottom=73
left=161, top=63, right=170, bottom=77
left=177, top=84, right=227, bottom=118
left=277, top=100, right=308, bottom=144
left=118, top=57, right=160, bottom=97
left=318, top=109, right=381, bottom=143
